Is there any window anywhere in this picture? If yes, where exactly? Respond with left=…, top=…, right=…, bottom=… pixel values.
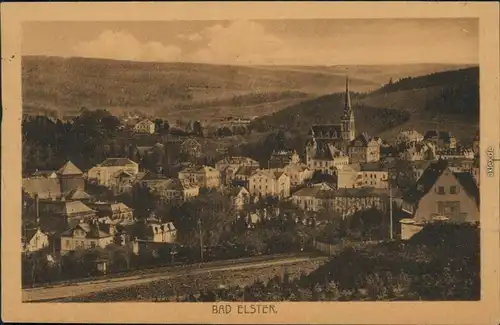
left=437, top=186, right=445, bottom=194
left=90, top=241, right=96, bottom=248
left=450, top=186, right=458, bottom=194
left=65, top=240, right=70, bottom=248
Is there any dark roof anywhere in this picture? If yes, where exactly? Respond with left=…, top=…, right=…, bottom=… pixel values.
left=61, top=222, right=112, bottom=239
left=424, top=130, right=454, bottom=141
left=65, top=188, right=92, bottom=200
left=403, top=159, right=479, bottom=206
left=403, top=159, right=449, bottom=204
left=350, top=133, right=370, bottom=146
left=101, top=158, right=137, bottom=167
left=310, top=125, right=342, bottom=139
left=235, top=166, right=259, bottom=177
left=454, top=172, right=480, bottom=206
left=359, top=162, right=386, bottom=172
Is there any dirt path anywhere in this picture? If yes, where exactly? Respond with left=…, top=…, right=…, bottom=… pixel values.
left=23, top=256, right=327, bottom=302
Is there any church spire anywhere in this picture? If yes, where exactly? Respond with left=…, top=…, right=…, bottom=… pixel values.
left=344, top=75, right=352, bottom=115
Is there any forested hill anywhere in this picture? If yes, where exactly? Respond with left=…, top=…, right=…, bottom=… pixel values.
left=363, top=67, right=479, bottom=118
left=251, top=66, right=479, bottom=141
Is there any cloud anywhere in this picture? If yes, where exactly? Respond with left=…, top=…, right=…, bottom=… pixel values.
left=190, top=20, right=285, bottom=65
left=178, top=32, right=203, bottom=42
left=73, top=30, right=182, bottom=62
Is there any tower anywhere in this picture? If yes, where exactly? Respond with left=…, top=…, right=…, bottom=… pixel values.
left=57, top=160, right=85, bottom=194
left=340, top=76, right=355, bottom=141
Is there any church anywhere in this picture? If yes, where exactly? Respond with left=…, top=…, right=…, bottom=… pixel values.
left=305, top=77, right=380, bottom=175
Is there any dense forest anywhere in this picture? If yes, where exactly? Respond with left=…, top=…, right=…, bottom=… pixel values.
left=374, top=67, right=479, bottom=118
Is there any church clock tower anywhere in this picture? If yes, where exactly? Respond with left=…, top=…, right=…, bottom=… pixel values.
left=340, top=76, right=355, bottom=141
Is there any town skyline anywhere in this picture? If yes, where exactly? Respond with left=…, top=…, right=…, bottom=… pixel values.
left=23, top=18, right=478, bottom=66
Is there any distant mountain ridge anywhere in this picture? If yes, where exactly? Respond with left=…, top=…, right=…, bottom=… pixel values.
left=22, top=55, right=473, bottom=120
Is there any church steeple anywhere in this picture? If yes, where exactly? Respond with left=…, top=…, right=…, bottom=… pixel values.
left=340, top=75, right=355, bottom=141
left=344, top=76, right=353, bottom=117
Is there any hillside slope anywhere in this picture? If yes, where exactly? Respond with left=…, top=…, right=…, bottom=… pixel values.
left=22, top=56, right=470, bottom=120
left=361, top=67, right=479, bottom=141
left=253, top=67, right=479, bottom=141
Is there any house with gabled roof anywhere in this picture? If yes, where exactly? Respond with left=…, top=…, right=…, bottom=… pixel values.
left=22, top=227, right=50, bottom=253
left=133, top=119, right=155, bottom=134
left=305, top=140, right=350, bottom=176
left=348, top=133, right=381, bottom=164
left=400, top=159, right=479, bottom=239
left=87, top=157, right=139, bottom=187
left=60, top=221, right=115, bottom=255
left=178, top=165, right=221, bottom=189
left=423, top=130, right=457, bottom=149
left=248, top=169, right=291, bottom=199
left=232, top=166, right=260, bottom=188
left=227, top=186, right=250, bottom=210
left=215, top=156, right=260, bottom=185
left=180, top=138, right=202, bottom=159
left=39, top=199, right=97, bottom=229
left=146, top=177, right=200, bottom=204
left=87, top=202, right=134, bottom=225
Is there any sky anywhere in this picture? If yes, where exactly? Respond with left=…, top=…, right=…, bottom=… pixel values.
left=22, top=18, right=478, bottom=66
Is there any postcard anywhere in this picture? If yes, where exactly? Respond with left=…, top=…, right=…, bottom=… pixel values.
left=2, top=2, right=499, bottom=324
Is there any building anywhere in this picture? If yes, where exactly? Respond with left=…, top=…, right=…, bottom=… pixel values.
left=87, top=158, right=139, bottom=187
left=305, top=140, right=350, bottom=175
left=134, top=119, right=156, bottom=134
left=215, top=156, right=260, bottom=185
left=22, top=227, right=50, bottom=253
left=357, top=162, right=389, bottom=189
left=148, top=178, right=200, bottom=204
left=60, top=221, right=115, bottom=255
left=87, top=202, right=134, bottom=225
left=336, top=162, right=388, bottom=189
left=180, top=138, right=202, bottom=159
left=57, top=160, right=86, bottom=193
left=248, top=169, right=291, bottom=199
left=278, top=163, right=314, bottom=187
left=423, top=130, right=457, bottom=149
left=291, top=182, right=335, bottom=211
left=39, top=199, right=97, bottom=229
left=348, top=133, right=381, bottom=164
left=395, top=129, right=424, bottom=145
left=400, top=160, right=479, bottom=239
left=178, top=165, right=221, bottom=189
left=472, top=133, right=480, bottom=156
left=232, top=166, right=260, bottom=188
left=132, top=218, right=177, bottom=243
left=228, top=186, right=251, bottom=210
left=435, top=147, right=475, bottom=160
left=22, top=160, right=86, bottom=200
left=305, top=76, right=356, bottom=164
left=399, top=141, right=436, bottom=161
left=268, top=150, right=300, bottom=168
left=109, top=170, right=137, bottom=195
left=337, top=163, right=361, bottom=189
left=292, top=184, right=388, bottom=217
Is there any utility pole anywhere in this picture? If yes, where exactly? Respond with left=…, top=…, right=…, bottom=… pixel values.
left=197, top=219, right=203, bottom=263
left=389, top=182, right=393, bottom=241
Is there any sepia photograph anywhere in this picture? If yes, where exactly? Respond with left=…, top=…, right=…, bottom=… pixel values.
left=2, top=2, right=500, bottom=324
